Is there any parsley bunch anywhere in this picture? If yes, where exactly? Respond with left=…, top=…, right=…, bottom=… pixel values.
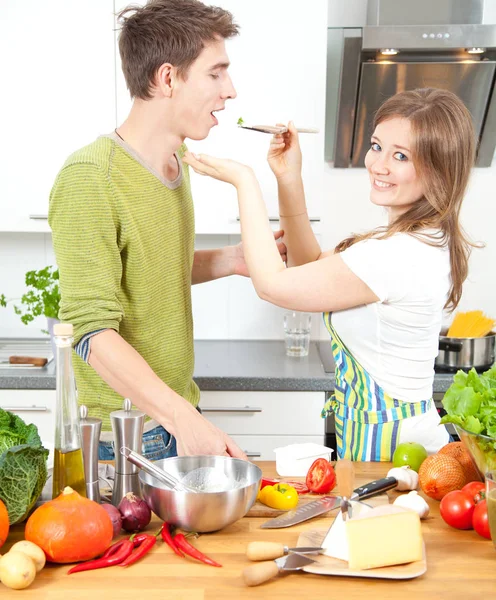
left=0, top=266, right=60, bottom=325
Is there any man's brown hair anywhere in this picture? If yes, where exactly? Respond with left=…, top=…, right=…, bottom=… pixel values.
left=117, top=0, right=239, bottom=100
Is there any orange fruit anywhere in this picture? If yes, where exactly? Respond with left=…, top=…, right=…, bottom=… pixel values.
left=0, top=498, right=9, bottom=549
left=438, top=442, right=482, bottom=483
left=418, top=454, right=466, bottom=501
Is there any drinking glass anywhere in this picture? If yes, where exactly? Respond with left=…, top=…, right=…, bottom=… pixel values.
left=486, top=471, right=496, bottom=549
left=283, top=312, right=311, bottom=357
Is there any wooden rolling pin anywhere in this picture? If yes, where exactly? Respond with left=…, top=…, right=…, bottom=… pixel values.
left=9, top=356, right=48, bottom=366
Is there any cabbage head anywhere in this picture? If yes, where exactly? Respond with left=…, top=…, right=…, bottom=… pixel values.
left=0, top=408, right=49, bottom=524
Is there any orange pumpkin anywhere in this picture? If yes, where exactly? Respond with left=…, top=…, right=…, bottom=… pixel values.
left=0, top=498, right=9, bottom=549
left=24, top=487, right=113, bottom=563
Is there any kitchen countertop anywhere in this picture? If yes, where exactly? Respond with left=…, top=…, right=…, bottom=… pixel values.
left=0, top=340, right=456, bottom=394
left=5, top=461, right=495, bottom=598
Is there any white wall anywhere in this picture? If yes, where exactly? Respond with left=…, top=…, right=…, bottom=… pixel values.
left=1, top=163, right=494, bottom=341
left=1, top=0, right=495, bottom=341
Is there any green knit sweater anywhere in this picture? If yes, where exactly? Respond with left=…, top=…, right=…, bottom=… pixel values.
left=49, top=134, right=200, bottom=431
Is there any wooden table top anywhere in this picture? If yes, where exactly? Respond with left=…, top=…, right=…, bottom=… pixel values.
left=4, top=461, right=495, bottom=599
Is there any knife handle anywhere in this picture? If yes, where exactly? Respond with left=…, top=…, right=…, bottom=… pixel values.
left=243, top=561, right=280, bottom=586
left=246, top=542, right=286, bottom=561
left=351, top=476, right=397, bottom=500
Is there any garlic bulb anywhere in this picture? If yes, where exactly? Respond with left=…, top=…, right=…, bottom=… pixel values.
left=393, top=491, right=430, bottom=519
left=387, top=466, right=419, bottom=491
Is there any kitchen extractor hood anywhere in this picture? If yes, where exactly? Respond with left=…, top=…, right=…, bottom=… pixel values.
left=325, top=0, right=496, bottom=167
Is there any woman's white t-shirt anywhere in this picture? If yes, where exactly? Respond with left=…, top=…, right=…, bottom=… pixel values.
left=332, top=232, right=450, bottom=403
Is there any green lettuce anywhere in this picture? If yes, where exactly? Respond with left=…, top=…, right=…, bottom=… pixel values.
left=0, top=408, right=48, bottom=524
left=440, top=365, right=496, bottom=472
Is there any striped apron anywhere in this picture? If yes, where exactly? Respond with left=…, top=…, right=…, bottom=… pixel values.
left=322, top=312, right=431, bottom=461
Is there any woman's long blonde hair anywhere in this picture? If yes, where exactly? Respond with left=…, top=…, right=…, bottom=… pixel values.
left=335, top=88, right=478, bottom=311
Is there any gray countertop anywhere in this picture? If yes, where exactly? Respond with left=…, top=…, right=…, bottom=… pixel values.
left=0, top=340, right=455, bottom=394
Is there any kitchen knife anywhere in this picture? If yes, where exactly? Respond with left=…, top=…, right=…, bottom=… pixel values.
left=260, top=475, right=397, bottom=529
left=246, top=541, right=323, bottom=561
left=243, top=553, right=317, bottom=587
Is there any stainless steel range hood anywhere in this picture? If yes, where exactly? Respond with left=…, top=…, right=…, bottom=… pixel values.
left=326, top=0, right=496, bottom=167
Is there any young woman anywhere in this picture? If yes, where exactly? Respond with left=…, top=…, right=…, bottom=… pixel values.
left=183, top=88, right=477, bottom=461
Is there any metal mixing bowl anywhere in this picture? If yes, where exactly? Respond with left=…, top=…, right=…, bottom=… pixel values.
left=139, top=455, right=262, bottom=532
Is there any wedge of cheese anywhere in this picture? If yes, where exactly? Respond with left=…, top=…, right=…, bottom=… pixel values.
left=345, top=504, right=423, bottom=570
left=322, top=501, right=373, bottom=561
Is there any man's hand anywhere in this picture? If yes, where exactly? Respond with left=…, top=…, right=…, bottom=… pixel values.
left=172, top=401, right=248, bottom=460
left=231, top=230, right=287, bottom=277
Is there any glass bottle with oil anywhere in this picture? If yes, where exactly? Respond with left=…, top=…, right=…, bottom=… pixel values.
left=52, top=323, right=86, bottom=498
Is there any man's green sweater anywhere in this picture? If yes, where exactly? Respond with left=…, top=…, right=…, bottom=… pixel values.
left=49, top=134, right=200, bottom=431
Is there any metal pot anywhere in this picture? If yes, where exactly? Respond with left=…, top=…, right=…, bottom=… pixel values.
left=436, top=330, right=496, bottom=371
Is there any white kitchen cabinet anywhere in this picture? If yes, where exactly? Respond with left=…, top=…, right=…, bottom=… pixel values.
left=114, top=0, right=328, bottom=233
left=0, top=390, right=56, bottom=447
left=1, top=1, right=115, bottom=232
left=200, top=391, right=325, bottom=460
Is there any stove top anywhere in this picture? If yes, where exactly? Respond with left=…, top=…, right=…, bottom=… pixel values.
left=434, top=364, right=490, bottom=374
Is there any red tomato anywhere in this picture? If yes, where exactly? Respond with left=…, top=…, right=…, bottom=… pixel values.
left=305, top=459, right=336, bottom=494
left=440, top=490, right=475, bottom=530
left=473, top=499, right=491, bottom=540
left=462, top=481, right=486, bottom=504
left=283, top=481, right=310, bottom=495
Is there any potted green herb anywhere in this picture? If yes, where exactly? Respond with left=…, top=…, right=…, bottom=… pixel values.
left=1, top=266, right=60, bottom=358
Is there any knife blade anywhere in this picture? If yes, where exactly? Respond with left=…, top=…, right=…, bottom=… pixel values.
left=260, top=475, right=397, bottom=529
left=246, top=541, right=323, bottom=561
left=243, top=553, right=317, bottom=587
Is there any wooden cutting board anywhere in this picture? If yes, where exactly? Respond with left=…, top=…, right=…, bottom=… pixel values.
left=296, top=529, right=427, bottom=580
left=246, top=471, right=396, bottom=518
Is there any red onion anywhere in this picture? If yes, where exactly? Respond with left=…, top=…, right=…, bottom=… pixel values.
left=100, top=502, right=123, bottom=538
left=118, top=492, right=152, bottom=532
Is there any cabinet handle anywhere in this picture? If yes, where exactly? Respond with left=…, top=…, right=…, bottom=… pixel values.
left=200, top=406, right=262, bottom=413
left=1, top=406, right=49, bottom=412
left=245, top=452, right=262, bottom=458
left=28, top=214, right=48, bottom=220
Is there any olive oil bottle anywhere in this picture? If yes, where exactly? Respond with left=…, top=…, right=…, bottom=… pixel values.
left=52, top=323, right=86, bottom=498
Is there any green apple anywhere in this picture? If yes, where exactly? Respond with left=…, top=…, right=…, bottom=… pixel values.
left=392, top=442, right=428, bottom=472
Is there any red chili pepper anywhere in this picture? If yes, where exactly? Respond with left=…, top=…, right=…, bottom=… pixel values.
left=119, top=533, right=156, bottom=567
left=101, top=539, right=127, bottom=559
left=161, top=522, right=184, bottom=557
left=173, top=533, right=222, bottom=567
left=130, top=532, right=152, bottom=547
left=68, top=540, right=134, bottom=574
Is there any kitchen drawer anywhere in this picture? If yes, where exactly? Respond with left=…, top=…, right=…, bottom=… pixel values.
left=199, top=391, right=325, bottom=435
left=230, top=434, right=325, bottom=461
left=0, top=390, right=56, bottom=446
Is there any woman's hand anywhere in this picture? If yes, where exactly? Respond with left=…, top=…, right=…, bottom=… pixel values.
left=267, top=121, right=302, bottom=183
left=183, top=152, right=254, bottom=188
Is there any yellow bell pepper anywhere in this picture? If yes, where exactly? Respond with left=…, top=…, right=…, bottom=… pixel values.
left=257, top=483, right=299, bottom=511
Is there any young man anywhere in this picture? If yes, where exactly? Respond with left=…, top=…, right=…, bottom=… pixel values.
left=49, top=0, right=284, bottom=460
